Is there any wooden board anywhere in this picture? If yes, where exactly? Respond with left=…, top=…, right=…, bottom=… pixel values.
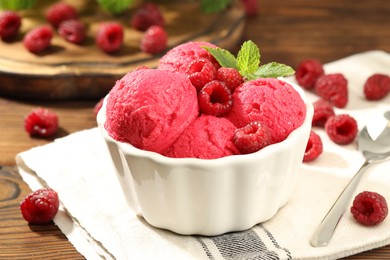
left=0, top=0, right=245, bottom=100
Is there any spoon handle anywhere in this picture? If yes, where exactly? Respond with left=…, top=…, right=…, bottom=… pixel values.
left=310, top=160, right=370, bottom=247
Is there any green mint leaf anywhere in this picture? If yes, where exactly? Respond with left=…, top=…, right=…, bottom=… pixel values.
left=202, top=46, right=237, bottom=69
left=0, top=0, right=36, bottom=10
left=201, top=0, right=231, bottom=13
left=96, top=0, right=134, bottom=14
left=253, top=62, right=295, bottom=79
left=236, top=40, right=260, bottom=78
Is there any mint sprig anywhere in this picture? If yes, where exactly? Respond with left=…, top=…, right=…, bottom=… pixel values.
left=203, top=40, right=295, bottom=80
left=201, top=0, right=231, bottom=13
left=202, top=46, right=237, bottom=69
left=96, top=0, right=135, bottom=14
left=0, top=0, right=36, bottom=10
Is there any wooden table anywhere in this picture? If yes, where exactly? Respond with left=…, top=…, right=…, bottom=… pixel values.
left=1, top=0, right=389, bottom=259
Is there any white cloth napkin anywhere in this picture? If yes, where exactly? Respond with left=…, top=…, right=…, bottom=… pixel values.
left=16, top=50, right=390, bottom=260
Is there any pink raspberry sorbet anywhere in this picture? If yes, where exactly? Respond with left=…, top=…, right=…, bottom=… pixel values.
left=226, top=78, right=306, bottom=143
left=105, top=69, right=199, bottom=154
left=158, top=41, right=218, bottom=73
left=163, top=115, right=239, bottom=159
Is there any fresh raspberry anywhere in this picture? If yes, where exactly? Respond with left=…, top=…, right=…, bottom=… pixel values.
left=233, top=121, right=272, bottom=154
left=96, top=22, right=123, bottom=54
left=351, top=191, right=388, bottom=226
left=240, top=0, right=259, bottom=17
left=325, top=114, right=357, bottom=145
left=140, top=25, right=167, bottom=54
left=130, top=3, right=165, bottom=31
left=315, top=73, right=348, bottom=108
left=58, top=19, right=86, bottom=44
left=295, top=59, right=324, bottom=89
left=363, top=73, right=390, bottom=100
left=46, top=2, right=78, bottom=27
left=0, top=11, right=21, bottom=41
left=24, top=107, right=59, bottom=137
left=198, top=80, right=232, bottom=116
left=303, top=130, right=323, bottom=162
left=23, top=25, right=53, bottom=54
left=186, top=59, right=216, bottom=91
left=312, top=99, right=335, bottom=127
left=20, top=188, right=59, bottom=225
left=215, top=67, right=244, bottom=92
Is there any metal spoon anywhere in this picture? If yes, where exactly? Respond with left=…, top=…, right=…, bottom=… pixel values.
left=310, top=111, right=390, bottom=247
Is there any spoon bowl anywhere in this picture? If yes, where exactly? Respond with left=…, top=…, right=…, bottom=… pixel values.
left=310, top=111, right=390, bottom=247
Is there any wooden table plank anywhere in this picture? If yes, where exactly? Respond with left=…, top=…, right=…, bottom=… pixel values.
left=1, top=0, right=390, bottom=259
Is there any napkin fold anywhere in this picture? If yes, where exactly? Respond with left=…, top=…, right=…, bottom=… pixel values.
left=16, top=50, right=390, bottom=260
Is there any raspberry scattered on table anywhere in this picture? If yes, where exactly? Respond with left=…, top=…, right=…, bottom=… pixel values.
left=198, top=80, right=232, bottom=116
left=20, top=188, right=60, bottom=225
left=46, top=2, right=78, bottom=27
left=233, top=121, right=272, bottom=154
left=303, top=130, right=323, bottom=162
left=351, top=191, right=388, bottom=226
left=295, top=59, right=324, bottom=90
left=96, top=22, right=124, bottom=54
left=140, top=25, right=167, bottom=54
left=186, top=58, right=217, bottom=90
left=312, top=99, right=335, bottom=127
left=0, top=10, right=22, bottom=41
left=240, top=0, right=259, bottom=17
left=23, top=25, right=53, bottom=54
left=130, top=3, right=165, bottom=31
left=24, top=107, right=59, bottom=137
left=315, top=73, right=348, bottom=108
left=58, top=19, right=86, bottom=44
left=363, top=73, right=390, bottom=100
left=325, top=114, right=358, bottom=145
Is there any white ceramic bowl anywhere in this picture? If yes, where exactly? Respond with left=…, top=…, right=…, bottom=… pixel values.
left=97, top=81, right=313, bottom=236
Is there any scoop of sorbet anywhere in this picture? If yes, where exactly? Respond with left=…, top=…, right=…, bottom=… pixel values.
left=158, top=41, right=218, bottom=73
left=105, top=69, right=199, bottom=154
left=226, top=78, right=306, bottom=143
left=163, top=115, right=239, bottom=159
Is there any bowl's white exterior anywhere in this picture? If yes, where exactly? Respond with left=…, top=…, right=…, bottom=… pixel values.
left=97, top=81, right=313, bottom=236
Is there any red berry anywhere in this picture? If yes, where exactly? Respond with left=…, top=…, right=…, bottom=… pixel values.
left=303, top=130, right=323, bottom=162
left=46, top=2, right=78, bottom=27
left=240, top=0, right=259, bottom=16
left=233, top=121, right=272, bottom=154
left=20, top=188, right=59, bottom=225
left=325, top=114, right=357, bottom=145
left=216, top=67, right=244, bottom=92
left=58, top=19, right=86, bottom=44
left=0, top=11, right=21, bottom=41
left=130, top=3, right=165, bottom=31
left=186, top=59, right=216, bottom=90
left=96, top=22, right=123, bottom=54
left=295, top=59, right=324, bottom=89
left=364, top=73, right=390, bottom=100
left=315, top=73, right=348, bottom=108
left=351, top=191, right=388, bottom=226
left=140, top=25, right=167, bottom=54
left=24, top=108, right=59, bottom=137
left=312, top=99, right=335, bottom=127
left=23, top=25, right=53, bottom=54
left=198, top=80, right=233, bottom=116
